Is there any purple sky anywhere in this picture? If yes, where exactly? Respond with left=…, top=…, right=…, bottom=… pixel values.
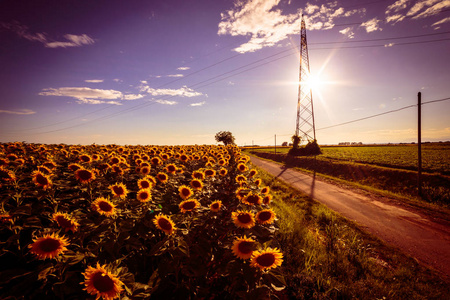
left=1, top=0, right=449, bottom=146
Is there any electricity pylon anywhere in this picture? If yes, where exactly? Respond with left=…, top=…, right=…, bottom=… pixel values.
left=295, top=15, right=316, bottom=144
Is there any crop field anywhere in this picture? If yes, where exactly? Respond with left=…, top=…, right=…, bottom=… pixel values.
left=0, top=142, right=284, bottom=299
left=251, top=143, right=450, bottom=175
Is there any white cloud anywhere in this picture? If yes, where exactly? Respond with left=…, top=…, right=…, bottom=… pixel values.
left=218, top=0, right=302, bottom=53
left=339, top=27, right=354, bottom=38
left=1, top=22, right=95, bottom=48
left=155, top=99, right=177, bottom=105
left=177, top=67, right=190, bottom=71
left=360, top=18, right=382, bottom=32
left=123, top=94, right=144, bottom=100
left=141, top=85, right=203, bottom=97
left=113, top=78, right=122, bottom=83
left=218, top=0, right=367, bottom=53
left=0, top=109, right=36, bottom=115
left=384, top=43, right=395, bottom=47
left=85, top=79, right=104, bottom=83
left=39, top=87, right=143, bottom=104
left=167, top=74, right=184, bottom=78
left=190, top=101, right=206, bottom=107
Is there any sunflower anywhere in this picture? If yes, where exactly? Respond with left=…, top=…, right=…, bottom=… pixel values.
left=256, top=209, right=276, bottom=225
left=165, top=164, right=177, bottom=174
left=262, top=194, right=272, bottom=205
left=160, top=153, right=170, bottom=160
left=248, top=169, right=258, bottom=177
left=153, top=214, right=176, bottom=235
left=209, top=200, right=222, bottom=213
left=232, top=210, right=255, bottom=229
left=68, top=163, right=81, bottom=173
left=140, top=166, right=151, bottom=176
left=28, top=233, right=69, bottom=260
left=79, top=154, right=92, bottom=163
left=192, top=171, right=205, bottom=180
left=214, top=168, right=226, bottom=178
left=235, top=174, right=246, bottom=183
left=110, top=156, right=121, bottom=165
left=82, top=263, right=124, bottom=300
left=136, top=189, right=152, bottom=203
left=52, top=212, right=79, bottom=232
left=75, top=168, right=96, bottom=184
left=109, top=183, right=128, bottom=199
left=243, top=193, right=262, bottom=206
left=190, top=179, right=203, bottom=191
left=151, top=157, right=162, bottom=166
left=250, top=248, right=283, bottom=271
left=178, top=185, right=193, bottom=200
left=43, top=160, right=57, bottom=170
left=0, top=167, right=16, bottom=182
left=32, top=170, right=52, bottom=190
left=237, top=163, right=248, bottom=173
left=179, top=199, right=200, bottom=213
left=97, top=163, right=111, bottom=172
left=156, top=172, right=169, bottom=183
left=137, top=178, right=153, bottom=190
left=254, top=178, right=262, bottom=186
left=204, top=169, right=216, bottom=177
left=260, top=186, right=270, bottom=194
left=179, top=154, right=189, bottom=162
left=218, top=159, right=227, bottom=166
left=37, top=165, right=52, bottom=175
left=92, top=197, right=116, bottom=217
left=235, top=187, right=248, bottom=200
left=232, top=235, right=256, bottom=260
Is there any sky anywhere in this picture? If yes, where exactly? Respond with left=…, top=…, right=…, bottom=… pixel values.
left=0, top=0, right=449, bottom=146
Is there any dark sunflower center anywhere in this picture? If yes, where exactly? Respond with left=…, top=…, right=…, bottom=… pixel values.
left=181, top=189, right=191, bottom=197
left=258, top=211, right=272, bottom=221
left=111, top=158, right=119, bottom=164
left=140, top=192, right=149, bottom=199
left=92, top=272, right=115, bottom=293
left=238, top=214, right=251, bottom=224
left=140, top=181, right=150, bottom=189
left=142, top=167, right=150, bottom=174
left=78, top=170, right=92, bottom=180
left=80, top=156, right=90, bottom=162
left=167, top=166, right=176, bottom=172
left=56, top=216, right=72, bottom=228
left=181, top=201, right=196, bottom=210
left=256, top=253, right=276, bottom=267
left=211, top=203, right=219, bottom=209
left=205, top=170, right=214, bottom=176
left=113, top=187, right=124, bottom=195
left=40, top=238, right=61, bottom=252
left=158, top=218, right=172, bottom=231
left=99, top=201, right=113, bottom=212
left=192, top=181, right=201, bottom=188
left=36, top=174, right=49, bottom=185
left=238, top=241, right=254, bottom=254
left=247, top=195, right=260, bottom=204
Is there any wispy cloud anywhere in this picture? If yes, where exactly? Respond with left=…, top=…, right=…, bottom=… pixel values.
left=177, top=67, right=190, bottom=71
left=85, top=79, right=104, bottom=83
left=218, top=0, right=366, bottom=53
left=1, top=21, right=94, bottom=48
left=140, top=85, right=204, bottom=97
left=339, top=27, right=354, bottom=38
left=155, top=99, right=177, bottom=105
left=385, top=0, right=450, bottom=24
left=0, top=109, right=36, bottom=115
left=39, top=87, right=143, bottom=104
left=190, top=101, right=206, bottom=107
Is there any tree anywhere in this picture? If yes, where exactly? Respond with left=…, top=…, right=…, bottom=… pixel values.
left=215, top=131, right=236, bottom=146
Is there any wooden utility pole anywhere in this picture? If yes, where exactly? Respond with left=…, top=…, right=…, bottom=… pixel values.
left=275, top=134, right=277, bottom=154
left=418, top=92, right=422, bottom=197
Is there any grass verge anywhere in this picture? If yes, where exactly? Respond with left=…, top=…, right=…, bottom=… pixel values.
left=255, top=165, right=450, bottom=299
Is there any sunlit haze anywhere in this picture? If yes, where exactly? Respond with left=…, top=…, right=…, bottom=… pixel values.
left=1, top=0, right=449, bottom=146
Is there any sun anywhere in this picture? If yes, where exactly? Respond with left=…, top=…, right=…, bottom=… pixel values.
left=303, top=74, right=323, bottom=91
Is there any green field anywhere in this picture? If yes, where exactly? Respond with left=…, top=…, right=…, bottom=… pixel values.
left=250, top=142, right=450, bottom=175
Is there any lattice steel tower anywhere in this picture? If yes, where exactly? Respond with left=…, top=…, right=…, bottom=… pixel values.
left=295, top=15, right=316, bottom=144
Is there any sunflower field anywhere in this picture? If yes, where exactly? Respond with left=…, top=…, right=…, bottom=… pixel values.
left=0, top=142, right=285, bottom=299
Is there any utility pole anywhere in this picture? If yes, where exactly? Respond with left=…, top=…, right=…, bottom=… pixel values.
left=275, top=134, right=277, bottom=154
left=418, top=92, right=422, bottom=197
left=295, top=14, right=316, bottom=144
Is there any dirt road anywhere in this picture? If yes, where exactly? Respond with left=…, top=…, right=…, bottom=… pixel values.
left=249, top=155, right=450, bottom=281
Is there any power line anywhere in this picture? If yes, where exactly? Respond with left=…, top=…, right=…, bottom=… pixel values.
left=316, top=97, right=450, bottom=131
